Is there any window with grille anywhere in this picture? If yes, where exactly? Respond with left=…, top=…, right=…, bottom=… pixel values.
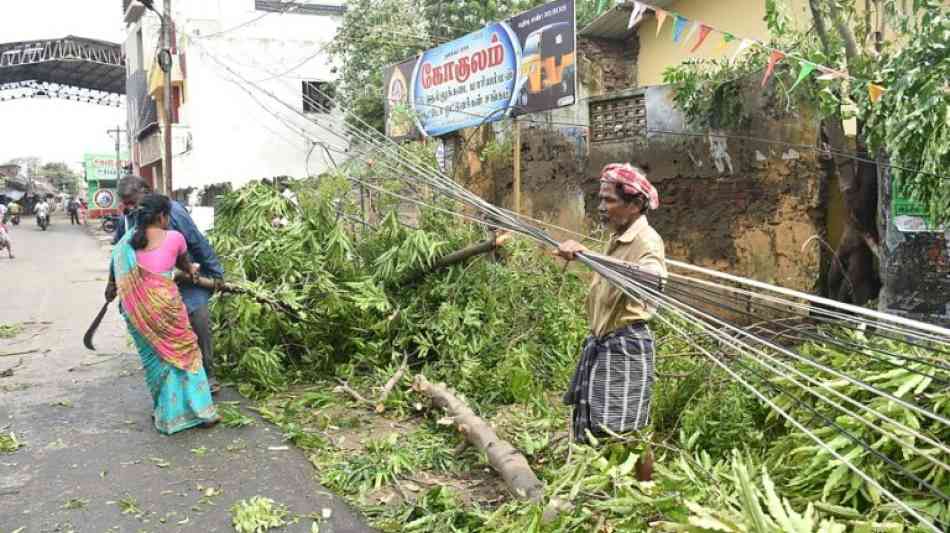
left=302, top=81, right=334, bottom=113
left=590, top=93, right=646, bottom=143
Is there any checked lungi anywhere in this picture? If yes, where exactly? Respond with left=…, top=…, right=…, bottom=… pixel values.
left=563, top=322, right=655, bottom=443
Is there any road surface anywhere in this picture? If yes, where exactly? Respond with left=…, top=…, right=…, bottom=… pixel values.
left=0, top=215, right=371, bottom=532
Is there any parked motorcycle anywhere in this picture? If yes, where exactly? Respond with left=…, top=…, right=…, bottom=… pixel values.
left=100, top=214, right=119, bottom=234
left=37, top=213, right=50, bottom=231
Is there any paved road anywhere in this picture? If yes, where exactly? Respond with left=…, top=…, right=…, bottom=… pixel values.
left=0, top=216, right=370, bottom=533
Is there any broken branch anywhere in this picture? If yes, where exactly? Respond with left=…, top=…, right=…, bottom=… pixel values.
left=412, top=374, right=543, bottom=502
left=375, top=355, right=409, bottom=413
left=334, top=379, right=371, bottom=406
left=401, top=232, right=511, bottom=285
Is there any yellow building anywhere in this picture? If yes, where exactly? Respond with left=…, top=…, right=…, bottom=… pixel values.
left=585, top=0, right=818, bottom=87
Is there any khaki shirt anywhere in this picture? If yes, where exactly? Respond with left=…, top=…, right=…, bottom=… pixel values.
left=586, top=215, right=667, bottom=337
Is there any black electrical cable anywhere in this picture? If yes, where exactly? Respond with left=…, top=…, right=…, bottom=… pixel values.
left=729, top=351, right=950, bottom=504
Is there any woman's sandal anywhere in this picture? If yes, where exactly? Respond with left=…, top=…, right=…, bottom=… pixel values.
left=200, top=416, right=221, bottom=429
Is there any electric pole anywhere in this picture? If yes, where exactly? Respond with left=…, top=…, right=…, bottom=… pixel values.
left=107, top=125, right=127, bottom=180
left=162, top=0, right=174, bottom=197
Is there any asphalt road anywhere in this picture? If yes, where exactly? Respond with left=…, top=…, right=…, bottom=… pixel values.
left=0, top=215, right=371, bottom=533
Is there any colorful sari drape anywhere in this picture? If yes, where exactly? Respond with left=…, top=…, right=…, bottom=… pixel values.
left=112, top=231, right=217, bottom=435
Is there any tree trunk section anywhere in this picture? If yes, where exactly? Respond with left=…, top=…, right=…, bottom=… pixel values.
left=412, top=374, right=543, bottom=502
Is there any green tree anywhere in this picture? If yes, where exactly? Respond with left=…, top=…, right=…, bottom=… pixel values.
left=39, top=161, right=81, bottom=195
left=662, top=0, right=948, bottom=305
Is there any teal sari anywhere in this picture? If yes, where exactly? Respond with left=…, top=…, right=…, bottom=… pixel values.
left=112, top=231, right=218, bottom=435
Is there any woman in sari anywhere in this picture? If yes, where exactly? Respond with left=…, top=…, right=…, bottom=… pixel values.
left=112, top=193, right=220, bottom=434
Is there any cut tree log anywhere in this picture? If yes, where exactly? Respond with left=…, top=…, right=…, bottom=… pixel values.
left=412, top=374, right=543, bottom=502
left=401, top=232, right=511, bottom=285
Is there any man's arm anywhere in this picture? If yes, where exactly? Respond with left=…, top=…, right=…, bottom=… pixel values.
left=170, top=203, right=224, bottom=278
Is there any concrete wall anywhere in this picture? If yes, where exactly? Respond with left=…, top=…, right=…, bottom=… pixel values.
left=449, top=34, right=828, bottom=292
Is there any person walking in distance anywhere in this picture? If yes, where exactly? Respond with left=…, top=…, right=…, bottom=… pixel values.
left=67, top=197, right=81, bottom=225
left=106, top=175, right=225, bottom=395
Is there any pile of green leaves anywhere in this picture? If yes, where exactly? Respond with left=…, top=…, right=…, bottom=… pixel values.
left=209, top=174, right=588, bottom=408
left=209, top=175, right=944, bottom=532
left=231, top=496, right=288, bottom=533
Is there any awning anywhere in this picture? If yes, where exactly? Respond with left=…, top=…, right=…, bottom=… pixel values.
left=1, top=189, right=25, bottom=201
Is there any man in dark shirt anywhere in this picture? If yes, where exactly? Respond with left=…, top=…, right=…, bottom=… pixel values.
left=106, top=175, right=225, bottom=393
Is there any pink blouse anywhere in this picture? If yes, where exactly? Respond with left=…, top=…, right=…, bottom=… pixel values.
left=136, top=230, right=187, bottom=274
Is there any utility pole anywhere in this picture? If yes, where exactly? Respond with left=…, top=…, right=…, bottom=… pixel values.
left=161, top=0, right=174, bottom=196
left=512, top=117, right=521, bottom=214
left=107, top=125, right=127, bottom=180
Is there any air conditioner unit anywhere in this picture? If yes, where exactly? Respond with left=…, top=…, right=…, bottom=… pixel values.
left=124, top=1, right=147, bottom=24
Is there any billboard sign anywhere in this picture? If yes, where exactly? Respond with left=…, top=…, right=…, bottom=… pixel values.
left=84, top=153, right=131, bottom=182
left=384, top=0, right=576, bottom=138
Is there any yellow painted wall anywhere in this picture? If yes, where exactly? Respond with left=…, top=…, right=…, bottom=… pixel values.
left=636, top=0, right=813, bottom=87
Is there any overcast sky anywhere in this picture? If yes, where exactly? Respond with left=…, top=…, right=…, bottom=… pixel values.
left=0, top=1, right=127, bottom=172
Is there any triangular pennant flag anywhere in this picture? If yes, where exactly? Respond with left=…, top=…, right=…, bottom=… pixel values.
left=816, top=66, right=848, bottom=80
left=761, top=49, right=786, bottom=87
left=681, top=21, right=699, bottom=47
left=654, top=9, right=669, bottom=37
left=789, top=61, right=817, bottom=92
left=731, top=38, right=754, bottom=61
left=628, top=1, right=646, bottom=29
left=868, top=83, right=886, bottom=102
left=690, top=24, right=714, bottom=53
left=672, top=15, right=689, bottom=42
left=717, top=32, right=736, bottom=54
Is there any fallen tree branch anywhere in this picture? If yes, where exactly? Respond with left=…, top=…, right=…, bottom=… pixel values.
left=401, top=232, right=511, bottom=285
left=412, top=374, right=543, bottom=502
left=334, top=379, right=371, bottom=406
left=375, top=355, right=409, bottom=413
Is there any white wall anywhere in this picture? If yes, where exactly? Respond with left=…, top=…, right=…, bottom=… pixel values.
left=128, top=0, right=348, bottom=194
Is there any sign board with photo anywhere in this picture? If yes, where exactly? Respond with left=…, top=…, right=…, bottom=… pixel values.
left=384, top=0, right=576, bottom=139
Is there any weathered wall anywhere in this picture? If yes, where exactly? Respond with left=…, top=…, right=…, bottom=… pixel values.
left=878, top=166, right=950, bottom=326
left=449, top=38, right=828, bottom=292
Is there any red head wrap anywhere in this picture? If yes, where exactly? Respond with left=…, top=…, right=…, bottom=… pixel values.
left=600, top=163, right=659, bottom=210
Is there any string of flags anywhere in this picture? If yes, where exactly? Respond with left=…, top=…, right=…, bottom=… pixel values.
left=621, top=0, right=888, bottom=103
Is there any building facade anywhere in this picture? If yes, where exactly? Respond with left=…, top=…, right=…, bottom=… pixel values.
left=121, top=0, right=347, bottom=202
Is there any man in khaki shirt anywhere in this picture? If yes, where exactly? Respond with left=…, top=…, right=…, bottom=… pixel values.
left=557, top=163, right=666, bottom=481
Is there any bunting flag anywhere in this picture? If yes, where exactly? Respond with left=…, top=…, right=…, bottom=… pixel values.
left=654, top=9, right=669, bottom=37
left=672, top=15, right=689, bottom=42
left=718, top=32, right=736, bottom=54
left=690, top=24, right=714, bottom=53
left=817, top=66, right=848, bottom=80
left=681, top=21, right=699, bottom=47
left=789, top=61, right=817, bottom=92
left=868, top=83, right=886, bottom=103
left=628, top=1, right=647, bottom=29
left=731, top=38, right=754, bottom=61
left=761, top=49, right=786, bottom=87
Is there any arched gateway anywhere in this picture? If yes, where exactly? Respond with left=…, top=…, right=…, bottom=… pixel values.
left=0, top=36, right=125, bottom=107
